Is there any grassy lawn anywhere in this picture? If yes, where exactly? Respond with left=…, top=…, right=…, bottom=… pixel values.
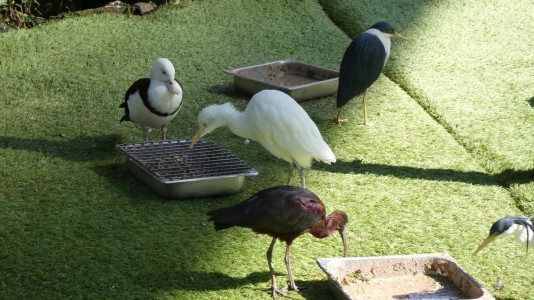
left=0, top=0, right=532, bottom=299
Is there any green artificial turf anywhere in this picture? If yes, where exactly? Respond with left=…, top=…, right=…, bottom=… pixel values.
left=320, top=0, right=534, bottom=216
left=0, top=0, right=532, bottom=299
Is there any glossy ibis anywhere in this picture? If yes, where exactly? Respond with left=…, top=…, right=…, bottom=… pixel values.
left=336, top=21, right=408, bottom=125
left=207, top=185, right=348, bottom=298
left=190, top=89, right=336, bottom=188
left=474, top=216, right=533, bottom=254
left=120, top=58, right=183, bottom=142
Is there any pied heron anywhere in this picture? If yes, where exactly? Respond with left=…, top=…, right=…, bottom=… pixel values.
left=336, top=21, right=408, bottom=125
left=189, top=89, right=336, bottom=188
left=474, top=216, right=533, bottom=255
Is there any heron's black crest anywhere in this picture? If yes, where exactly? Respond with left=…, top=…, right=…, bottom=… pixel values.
left=489, top=216, right=532, bottom=235
left=490, top=216, right=533, bottom=253
left=370, top=21, right=395, bottom=34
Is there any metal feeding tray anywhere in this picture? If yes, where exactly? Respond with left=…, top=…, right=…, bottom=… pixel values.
left=317, top=253, right=494, bottom=300
left=116, top=139, right=258, bottom=199
left=224, top=59, right=339, bottom=101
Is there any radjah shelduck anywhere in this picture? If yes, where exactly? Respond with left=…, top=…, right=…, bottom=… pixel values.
left=120, top=58, right=183, bottom=142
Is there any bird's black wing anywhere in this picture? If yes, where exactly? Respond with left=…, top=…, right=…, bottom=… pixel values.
left=513, top=217, right=533, bottom=253
left=119, top=78, right=150, bottom=122
left=337, top=33, right=386, bottom=108
left=207, top=186, right=324, bottom=234
left=513, top=217, right=534, bottom=233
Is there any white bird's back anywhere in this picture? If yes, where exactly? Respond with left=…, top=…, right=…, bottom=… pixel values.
left=244, top=90, right=336, bottom=168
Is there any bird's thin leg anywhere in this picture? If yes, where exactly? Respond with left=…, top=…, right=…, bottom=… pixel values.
left=267, top=237, right=295, bottom=299
left=142, top=127, right=149, bottom=143
left=267, top=237, right=278, bottom=298
left=362, top=90, right=369, bottom=126
left=287, top=162, right=294, bottom=186
left=295, top=163, right=305, bottom=188
left=161, top=124, right=168, bottom=141
left=334, top=107, right=347, bottom=124
left=284, top=243, right=299, bottom=291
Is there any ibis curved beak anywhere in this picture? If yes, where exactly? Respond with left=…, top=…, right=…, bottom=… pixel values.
left=393, top=32, right=409, bottom=41
left=473, top=234, right=497, bottom=255
left=340, top=228, right=349, bottom=257
left=166, top=79, right=181, bottom=95
left=189, top=125, right=206, bottom=149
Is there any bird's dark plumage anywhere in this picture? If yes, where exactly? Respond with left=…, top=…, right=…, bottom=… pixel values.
left=335, top=21, right=407, bottom=125
left=337, top=33, right=386, bottom=108
left=489, top=216, right=534, bottom=236
left=207, top=186, right=325, bottom=240
left=207, top=185, right=348, bottom=297
left=120, top=78, right=149, bottom=122
left=474, top=216, right=534, bottom=255
left=120, top=78, right=183, bottom=121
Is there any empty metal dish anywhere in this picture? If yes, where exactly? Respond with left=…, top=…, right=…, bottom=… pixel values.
left=224, top=59, right=339, bottom=101
left=316, top=253, right=494, bottom=300
left=116, top=139, right=258, bottom=199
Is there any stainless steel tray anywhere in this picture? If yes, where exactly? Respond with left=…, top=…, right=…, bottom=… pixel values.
left=116, top=139, right=257, bottom=199
left=224, top=59, right=339, bottom=101
left=317, top=253, right=494, bottom=300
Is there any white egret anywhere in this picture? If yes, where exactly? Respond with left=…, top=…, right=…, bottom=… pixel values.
left=189, top=89, right=336, bottom=187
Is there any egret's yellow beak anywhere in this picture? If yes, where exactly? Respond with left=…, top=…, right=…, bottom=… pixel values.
left=473, top=234, right=497, bottom=255
left=393, top=32, right=409, bottom=41
left=189, top=126, right=206, bottom=149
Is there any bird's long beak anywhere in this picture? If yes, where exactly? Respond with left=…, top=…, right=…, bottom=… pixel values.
left=340, top=228, right=349, bottom=257
left=189, top=126, right=206, bottom=149
left=166, top=80, right=181, bottom=95
left=393, top=32, right=409, bottom=41
left=473, top=234, right=497, bottom=255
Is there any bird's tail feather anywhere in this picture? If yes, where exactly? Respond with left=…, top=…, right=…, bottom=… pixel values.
left=207, top=207, right=241, bottom=231
left=207, top=199, right=263, bottom=231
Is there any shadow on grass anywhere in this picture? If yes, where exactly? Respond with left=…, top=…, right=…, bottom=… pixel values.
left=139, top=270, right=270, bottom=291
left=139, top=270, right=335, bottom=299
left=0, top=134, right=122, bottom=161
left=207, top=84, right=253, bottom=101
left=528, top=96, right=534, bottom=108
left=315, top=159, right=534, bottom=187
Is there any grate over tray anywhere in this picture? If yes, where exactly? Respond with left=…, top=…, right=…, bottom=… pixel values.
left=116, top=139, right=256, bottom=183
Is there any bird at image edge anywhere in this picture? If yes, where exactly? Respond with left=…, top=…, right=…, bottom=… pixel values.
left=189, top=89, right=336, bottom=188
left=336, top=21, right=408, bottom=125
left=120, top=58, right=183, bottom=142
left=474, top=216, right=533, bottom=255
left=207, top=185, right=348, bottom=298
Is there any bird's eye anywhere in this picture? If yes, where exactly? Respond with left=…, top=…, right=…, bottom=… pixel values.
left=162, top=70, right=167, bottom=75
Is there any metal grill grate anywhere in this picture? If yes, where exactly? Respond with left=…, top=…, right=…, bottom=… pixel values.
left=116, top=139, right=255, bottom=182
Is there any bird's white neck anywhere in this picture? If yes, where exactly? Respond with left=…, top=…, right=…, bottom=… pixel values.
left=366, top=28, right=391, bottom=66
left=219, top=104, right=254, bottom=140
left=502, top=223, right=534, bottom=245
